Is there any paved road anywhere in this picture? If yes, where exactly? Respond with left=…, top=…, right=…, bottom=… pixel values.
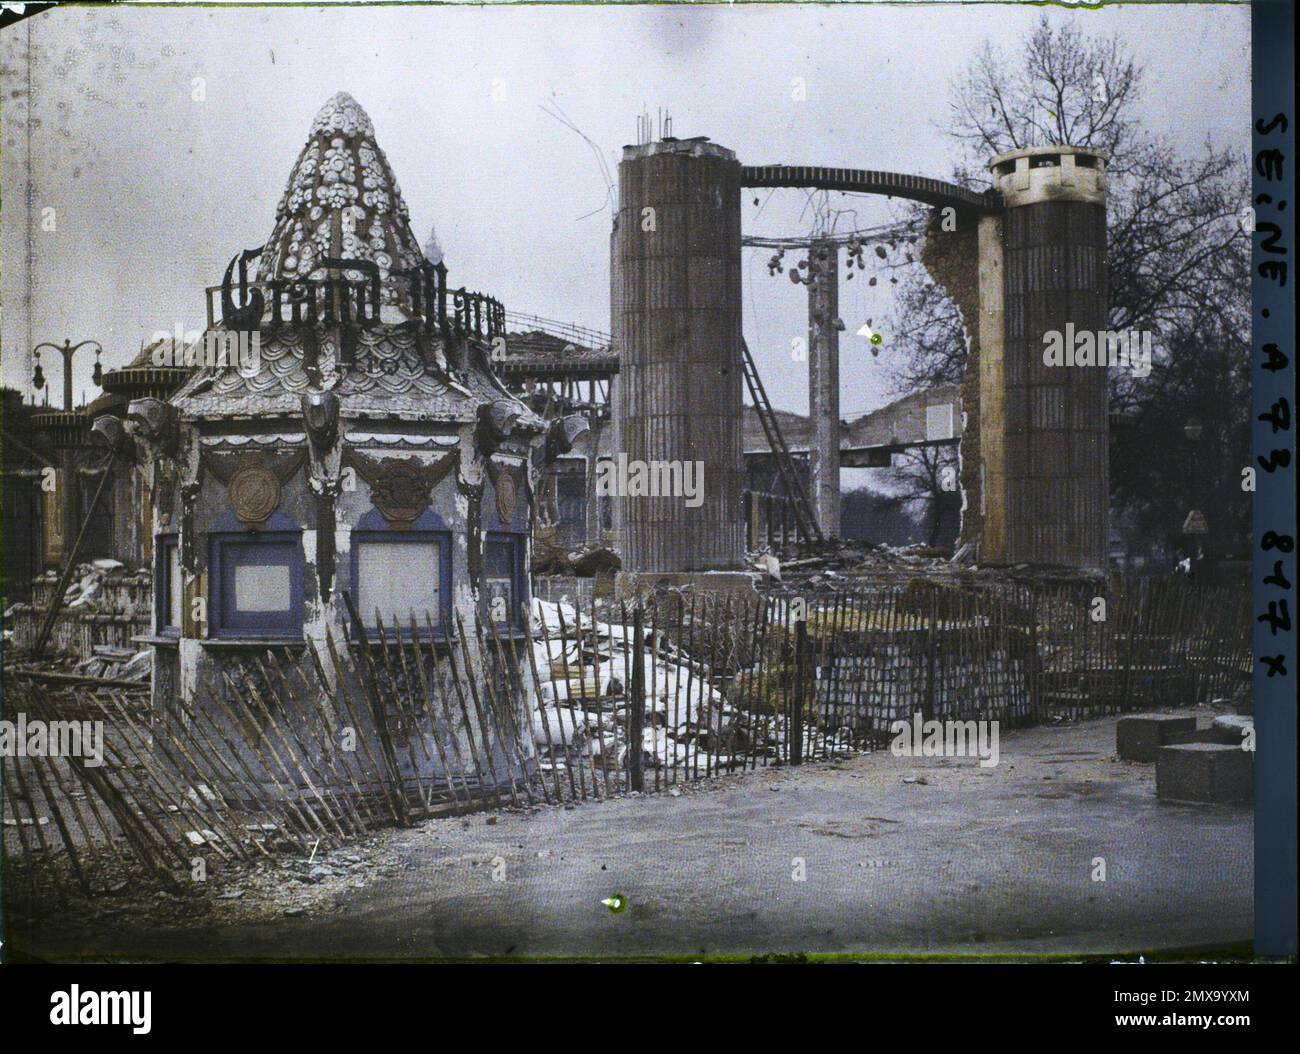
left=21, top=714, right=1253, bottom=961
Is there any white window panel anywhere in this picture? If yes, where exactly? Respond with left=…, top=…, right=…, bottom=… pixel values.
left=233, top=563, right=292, bottom=613
left=356, top=540, right=441, bottom=624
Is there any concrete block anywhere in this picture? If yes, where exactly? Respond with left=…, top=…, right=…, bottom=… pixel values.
left=1117, top=714, right=1197, bottom=762
left=1156, top=743, right=1252, bottom=805
left=1165, top=728, right=1219, bottom=747
left=1211, top=714, right=1254, bottom=746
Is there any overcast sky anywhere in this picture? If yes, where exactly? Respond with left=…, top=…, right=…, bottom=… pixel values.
left=2, top=1, right=1250, bottom=418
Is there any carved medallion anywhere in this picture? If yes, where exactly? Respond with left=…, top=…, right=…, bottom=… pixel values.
left=228, top=464, right=282, bottom=527
left=344, top=449, right=457, bottom=530
left=495, top=467, right=518, bottom=526
left=371, top=461, right=434, bottom=529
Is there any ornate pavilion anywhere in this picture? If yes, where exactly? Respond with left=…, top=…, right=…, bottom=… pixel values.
left=124, top=94, right=547, bottom=771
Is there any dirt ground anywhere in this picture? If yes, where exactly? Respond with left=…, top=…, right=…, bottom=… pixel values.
left=6, top=709, right=1253, bottom=962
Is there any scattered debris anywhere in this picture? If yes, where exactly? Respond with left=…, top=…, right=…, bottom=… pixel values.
left=528, top=598, right=839, bottom=776
left=75, top=646, right=152, bottom=683
left=533, top=542, right=621, bottom=577
left=5, top=563, right=153, bottom=663
left=751, top=552, right=782, bottom=581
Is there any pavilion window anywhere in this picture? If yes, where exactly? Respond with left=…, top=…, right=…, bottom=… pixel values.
left=155, top=534, right=182, bottom=636
left=351, top=530, right=451, bottom=635
left=482, top=531, right=526, bottom=630
left=209, top=532, right=304, bottom=639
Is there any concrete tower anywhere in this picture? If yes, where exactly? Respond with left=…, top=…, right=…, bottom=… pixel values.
left=807, top=238, right=841, bottom=539
left=984, top=145, right=1109, bottom=570
left=611, top=138, right=745, bottom=571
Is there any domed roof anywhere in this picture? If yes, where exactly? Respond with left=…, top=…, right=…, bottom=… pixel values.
left=259, top=92, right=425, bottom=320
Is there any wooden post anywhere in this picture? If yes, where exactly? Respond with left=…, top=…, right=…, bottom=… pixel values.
left=1028, top=587, right=1041, bottom=723
left=629, top=606, right=646, bottom=792
left=923, top=584, right=937, bottom=723
left=791, top=617, right=807, bottom=765
left=340, top=590, right=410, bottom=825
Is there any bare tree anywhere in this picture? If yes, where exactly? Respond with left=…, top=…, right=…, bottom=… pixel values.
left=946, top=21, right=1142, bottom=182
left=894, top=445, right=961, bottom=550
left=891, top=14, right=1248, bottom=389
left=890, top=225, right=970, bottom=392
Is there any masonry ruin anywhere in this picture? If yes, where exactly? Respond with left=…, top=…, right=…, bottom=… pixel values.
left=605, top=138, right=1112, bottom=575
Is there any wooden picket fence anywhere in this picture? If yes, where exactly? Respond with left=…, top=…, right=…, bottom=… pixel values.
left=2, top=575, right=1250, bottom=906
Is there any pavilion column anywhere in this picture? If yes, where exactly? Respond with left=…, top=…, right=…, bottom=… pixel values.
left=611, top=138, right=745, bottom=572
left=807, top=238, right=841, bottom=539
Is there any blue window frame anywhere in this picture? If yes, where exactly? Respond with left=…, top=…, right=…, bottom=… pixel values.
left=155, top=534, right=182, bottom=636
left=482, top=531, right=527, bottom=630
left=349, top=508, right=452, bottom=637
left=209, top=531, right=304, bottom=640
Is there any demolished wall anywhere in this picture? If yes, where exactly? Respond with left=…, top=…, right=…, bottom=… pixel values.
left=919, top=207, right=983, bottom=555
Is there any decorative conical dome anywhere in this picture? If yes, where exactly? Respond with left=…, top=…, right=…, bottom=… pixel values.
left=172, top=93, right=530, bottom=425
left=260, top=92, right=425, bottom=317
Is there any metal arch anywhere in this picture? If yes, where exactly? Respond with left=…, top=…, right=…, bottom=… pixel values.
left=740, top=165, right=1001, bottom=213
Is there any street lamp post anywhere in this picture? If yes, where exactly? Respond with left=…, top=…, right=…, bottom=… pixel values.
left=1181, top=418, right=1208, bottom=568
left=30, top=339, right=105, bottom=574
left=32, top=339, right=103, bottom=411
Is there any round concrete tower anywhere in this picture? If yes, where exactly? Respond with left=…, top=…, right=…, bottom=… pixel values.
left=990, top=145, right=1109, bottom=571
left=611, top=138, right=745, bottom=571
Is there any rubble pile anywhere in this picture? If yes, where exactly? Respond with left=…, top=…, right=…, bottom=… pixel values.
left=30, top=559, right=151, bottom=614
left=73, top=645, right=152, bottom=683
left=746, top=539, right=1108, bottom=594
left=532, top=541, right=622, bottom=577
left=747, top=540, right=955, bottom=591
left=3, top=560, right=153, bottom=658
left=526, top=599, right=851, bottom=777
